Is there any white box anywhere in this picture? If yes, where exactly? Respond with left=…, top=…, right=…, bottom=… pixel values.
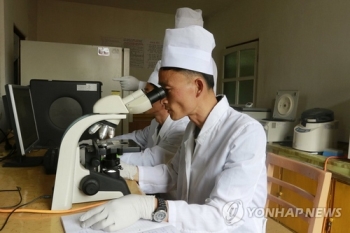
left=259, top=120, right=295, bottom=142
left=233, top=107, right=271, bottom=120
left=293, top=121, right=338, bottom=153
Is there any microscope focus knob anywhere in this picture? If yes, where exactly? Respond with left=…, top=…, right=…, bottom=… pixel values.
left=90, top=158, right=100, bottom=168
left=80, top=175, right=100, bottom=196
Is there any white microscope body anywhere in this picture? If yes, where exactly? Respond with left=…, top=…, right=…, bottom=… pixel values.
left=51, top=89, right=164, bottom=210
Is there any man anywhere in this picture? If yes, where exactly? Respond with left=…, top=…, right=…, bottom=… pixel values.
left=114, top=7, right=217, bottom=94
left=108, top=7, right=202, bottom=166
left=109, top=60, right=189, bottom=166
left=80, top=26, right=267, bottom=232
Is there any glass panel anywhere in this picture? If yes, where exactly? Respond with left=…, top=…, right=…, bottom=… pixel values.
left=224, top=52, right=237, bottom=78
left=223, top=81, right=236, bottom=105
left=239, top=49, right=255, bottom=77
left=238, top=80, right=254, bottom=105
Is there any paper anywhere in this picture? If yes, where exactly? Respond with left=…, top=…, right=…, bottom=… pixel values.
left=61, top=212, right=180, bottom=233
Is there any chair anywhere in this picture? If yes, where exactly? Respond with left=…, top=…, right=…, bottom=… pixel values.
left=266, top=152, right=332, bottom=233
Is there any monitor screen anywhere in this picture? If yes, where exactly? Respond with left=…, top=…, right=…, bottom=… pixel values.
left=2, top=95, right=14, bottom=133
left=3, top=84, right=42, bottom=167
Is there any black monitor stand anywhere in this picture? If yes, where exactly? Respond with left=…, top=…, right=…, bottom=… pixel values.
left=2, top=144, right=43, bottom=167
left=2, top=156, right=43, bottom=167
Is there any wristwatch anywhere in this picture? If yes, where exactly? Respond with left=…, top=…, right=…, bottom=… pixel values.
left=152, top=198, right=167, bottom=222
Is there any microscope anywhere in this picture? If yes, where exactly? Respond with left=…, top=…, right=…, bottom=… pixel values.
left=51, top=87, right=165, bottom=210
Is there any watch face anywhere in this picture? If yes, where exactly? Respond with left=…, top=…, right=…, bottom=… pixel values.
left=153, top=210, right=167, bottom=222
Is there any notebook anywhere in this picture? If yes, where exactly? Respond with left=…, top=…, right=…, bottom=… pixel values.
left=61, top=212, right=180, bottom=233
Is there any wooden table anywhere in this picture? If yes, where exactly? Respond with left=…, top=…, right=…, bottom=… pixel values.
left=0, top=149, right=141, bottom=233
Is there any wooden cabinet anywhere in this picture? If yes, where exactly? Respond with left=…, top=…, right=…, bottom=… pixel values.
left=328, top=180, right=350, bottom=232
left=267, top=165, right=350, bottom=233
left=128, top=114, right=153, bottom=132
left=267, top=166, right=319, bottom=232
left=266, top=143, right=350, bottom=233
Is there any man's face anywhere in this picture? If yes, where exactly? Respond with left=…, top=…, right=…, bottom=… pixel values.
left=158, top=69, right=197, bottom=120
left=143, top=83, right=164, bottom=115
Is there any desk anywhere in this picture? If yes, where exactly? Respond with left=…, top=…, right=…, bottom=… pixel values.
left=0, top=149, right=141, bottom=233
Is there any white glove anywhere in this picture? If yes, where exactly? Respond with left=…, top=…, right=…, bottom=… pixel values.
left=80, top=194, right=155, bottom=232
left=113, top=76, right=140, bottom=91
left=120, top=161, right=138, bottom=180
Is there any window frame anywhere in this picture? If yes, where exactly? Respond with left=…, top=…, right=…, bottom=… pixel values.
left=221, top=40, right=259, bottom=107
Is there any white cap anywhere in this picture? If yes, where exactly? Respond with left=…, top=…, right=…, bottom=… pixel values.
left=147, top=60, right=161, bottom=87
left=161, top=25, right=215, bottom=75
left=212, top=59, right=217, bottom=94
left=175, top=8, right=203, bottom=28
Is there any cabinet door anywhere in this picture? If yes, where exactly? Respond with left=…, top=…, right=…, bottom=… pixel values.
left=267, top=167, right=319, bottom=232
left=279, top=168, right=318, bottom=232
left=128, top=114, right=153, bottom=132
left=330, top=180, right=350, bottom=233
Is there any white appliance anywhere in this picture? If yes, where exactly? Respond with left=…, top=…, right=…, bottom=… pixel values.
left=293, top=108, right=338, bottom=153
left=259, top=91, right=299, bottom=143
left=232, top=107, right=271, bottom=120
left=348, top=135, right=350, bottom=159
left=20, top=40, right=130, bottom=135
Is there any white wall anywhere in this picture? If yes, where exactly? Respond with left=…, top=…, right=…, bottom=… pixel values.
left=0, top=0, right=19, bottom=130
left=207, top=0, right=350, bottom=142
left=35, top=0, right=174, bottom=82
left=2, top=0, right=350, bottom=142
left=0, top=0, right=5, bottom=97
left=0, top=0, right=35, bottom=130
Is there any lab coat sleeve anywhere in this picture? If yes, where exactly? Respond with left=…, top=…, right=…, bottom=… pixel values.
left=167, top=122, right=267, bottom=233
left=138, top=163, right=175, bottom=194
left=138, top=147, right=180, bottom=194
left=109, top=125, right=151, bottom=150
left=119, top=118, right=187, bottom=166
left=119, top=145, right=173, bottom=166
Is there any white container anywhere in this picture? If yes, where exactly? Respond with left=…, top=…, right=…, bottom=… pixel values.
left=259, top=120, right=295, bottom=142
left=258, top=90, right=299, bottom=142
left=293, top=120, right=338, bottom=153
left=348, top=135, right=350, bottom=159
left=233, top=107, right=271, bottom=120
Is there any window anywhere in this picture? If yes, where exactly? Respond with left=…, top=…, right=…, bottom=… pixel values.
left=222, top=40, right=258, bottom=106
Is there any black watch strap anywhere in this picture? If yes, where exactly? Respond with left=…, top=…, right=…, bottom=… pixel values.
left=157, top=198, right=167, bottom=212
left=152, top=198, right=167, bottom=222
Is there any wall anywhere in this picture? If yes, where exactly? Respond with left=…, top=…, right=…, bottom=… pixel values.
left=35, top=0, right=173, bottom=82
left=0, top=0, right=5, bottom=99
left=0, top=0, right=34, bottom=131
left=207, top=0, right=350, bottom=142
left=0, top=0, right=13, bottom=97
left=3, top=0, right=350, bottom=142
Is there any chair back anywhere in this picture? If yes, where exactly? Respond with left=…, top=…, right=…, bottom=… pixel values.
left=266, top=152, right=332, bottom=233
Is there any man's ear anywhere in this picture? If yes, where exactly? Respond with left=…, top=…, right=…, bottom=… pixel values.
left=159, top=98, right=166, bottom=106
left=194, top=78, right=204, bottom=97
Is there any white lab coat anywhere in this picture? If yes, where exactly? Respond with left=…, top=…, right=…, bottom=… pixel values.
left=111, top=115, right=189, bottom=166
left=138, top=95, right=267, bottom=233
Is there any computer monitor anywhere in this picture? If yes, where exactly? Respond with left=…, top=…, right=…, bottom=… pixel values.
left=3, top=84, right=43, bottom=167
left=2, top=95, right=14, bottom=135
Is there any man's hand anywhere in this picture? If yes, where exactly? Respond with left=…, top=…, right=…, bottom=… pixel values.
left=120, top=161, right=138, bottom=181
left=113, top=76, right=140, bottom=91
left=80, top=194, right=155, bottom=232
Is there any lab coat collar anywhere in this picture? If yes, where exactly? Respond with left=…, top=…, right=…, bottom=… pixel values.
left=195, top=95, right=230, bottom=145
left=157, top=115, right=173, bottom=138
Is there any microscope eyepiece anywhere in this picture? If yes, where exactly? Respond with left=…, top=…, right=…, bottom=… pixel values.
left=146, top=87, right=166, bottom=104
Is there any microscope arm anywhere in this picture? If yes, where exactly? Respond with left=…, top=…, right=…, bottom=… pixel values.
left=51, top=89, right=164, bottom=210
left=51, top=114, right=126, bottom=210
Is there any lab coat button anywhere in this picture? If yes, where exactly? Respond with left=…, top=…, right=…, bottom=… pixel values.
left=205, top=198, right=212, bottom=203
